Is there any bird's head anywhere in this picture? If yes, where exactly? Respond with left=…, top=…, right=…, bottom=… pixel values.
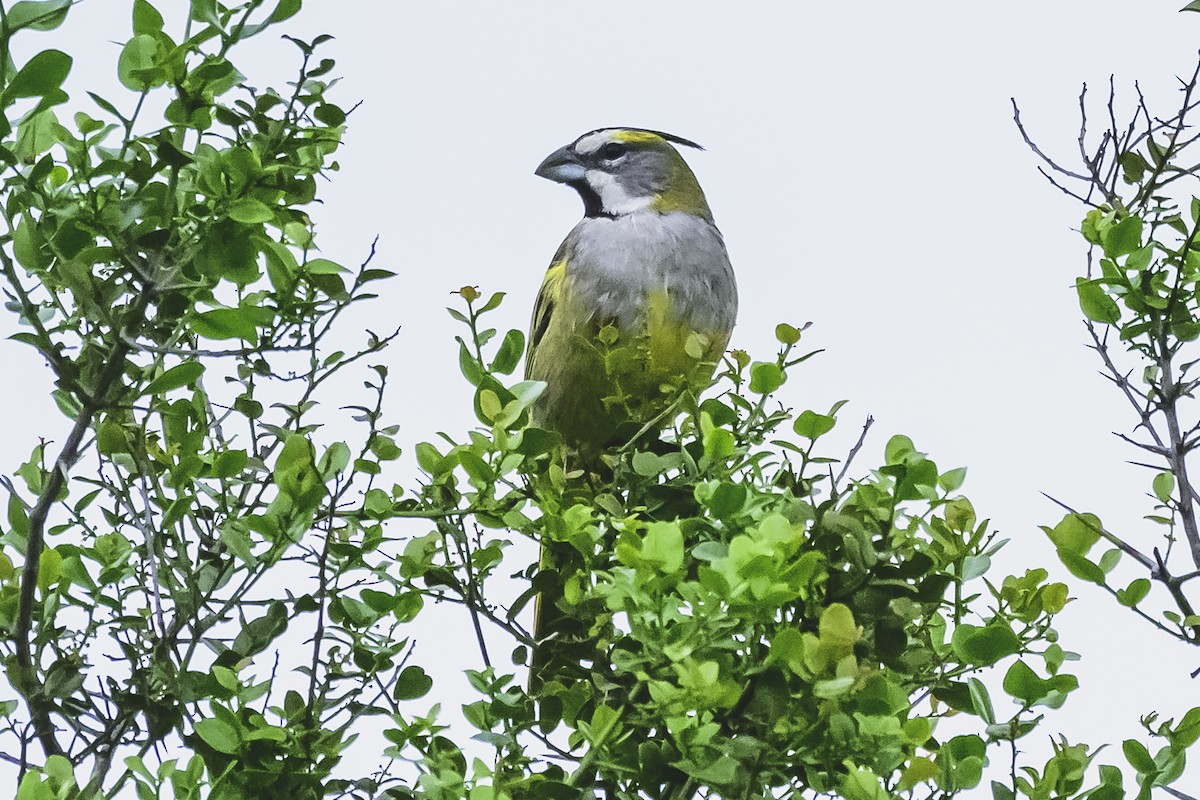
left=535, top=127, right=713, bottom=220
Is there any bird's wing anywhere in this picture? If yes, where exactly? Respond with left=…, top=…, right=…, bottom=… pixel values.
left=525, top=256, right=568, bottom=380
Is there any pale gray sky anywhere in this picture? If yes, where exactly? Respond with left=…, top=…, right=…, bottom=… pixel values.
left=3, top=0, right=1200, bottom=794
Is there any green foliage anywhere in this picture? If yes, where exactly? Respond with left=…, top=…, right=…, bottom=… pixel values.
left=375, top=290, right=1096, bottom=799
left=0, top=1, right=405, bottom=797
left=1015, top=44, right=1200, bottom=800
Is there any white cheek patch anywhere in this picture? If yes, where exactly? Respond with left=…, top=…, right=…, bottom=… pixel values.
left=586, top=169, right=653, bottom=215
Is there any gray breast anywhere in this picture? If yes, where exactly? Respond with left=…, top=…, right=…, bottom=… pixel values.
left=561, top=211, right=738, bottom=333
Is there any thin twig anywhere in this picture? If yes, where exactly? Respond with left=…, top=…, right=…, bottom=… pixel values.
left=119, top=333, right=312, bottom=358
left=136, top=478, right=166, bottom=636
left=1163, top=787, right=1200, bottom=800
left=833, top=415, right=874, bottom=490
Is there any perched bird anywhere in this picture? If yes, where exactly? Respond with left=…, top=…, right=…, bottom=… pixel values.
left=525, top=127, right=738, bottom=456
left=525, top=127, right=738, bottom=686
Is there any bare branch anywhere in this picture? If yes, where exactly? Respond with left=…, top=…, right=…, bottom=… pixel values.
left=1011, top=97, right=1092, bottom=182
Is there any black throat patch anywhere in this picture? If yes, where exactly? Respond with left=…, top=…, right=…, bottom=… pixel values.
left=568, top=179, right=608, bottom=218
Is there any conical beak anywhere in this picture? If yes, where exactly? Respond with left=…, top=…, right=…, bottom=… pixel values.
left=535, top=144, right=587, bottom=184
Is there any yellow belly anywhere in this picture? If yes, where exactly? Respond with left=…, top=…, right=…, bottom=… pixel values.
left=528, top=283, right=728, bottom=453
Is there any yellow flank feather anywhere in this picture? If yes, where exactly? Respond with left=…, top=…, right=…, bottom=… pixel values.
left=527, top=260, right=566, bottom=358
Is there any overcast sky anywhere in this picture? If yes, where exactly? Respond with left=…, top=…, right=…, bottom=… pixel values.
left=4, top=0, right=1200, bottom=793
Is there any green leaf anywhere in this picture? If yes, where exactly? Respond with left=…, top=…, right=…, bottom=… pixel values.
left=748, top=361, right=785, bottom=394
left=239, top=0, right=301, bottom=37
left=369, top=435, right=401, bottom=461
left=260, top=238, right=298, bottom=286
left=43, top=755, right=73, bottom=787
left=219, top=523, right=255, bottom=566
left=1174, top=706, right=1200, bottom=747
left=194, top=718, right=239, bottom=755
left=1045, top=512, right=1101, bottom=555
left=967, top=677, right=995, bottom=723
left=1002, top=660, right=1077, bottom=707
left=395, top=665, right=432, bottom=700
left=212, top=450, right=247, bottom=481
left=314, top=103, right=345, bottom=126
left=196, top=223, right=258, bottom=285
left=1002, top=660, right=1044, bottom=704
left=1119, top=151, right=1149, bottom=183
left=642, top=522, right=684, bottom=574
left=489, top=329, right=524, bottom=375
left=415, top=442, right=446, bottom=475
left=190, top=0, right=218, bottom=24
left=4, top=1, right=71, bottom=33
left=37, top=547, right=61, bottom=591
left=15, top=108, right=60, bottom=163
left=702, top=422, right=735, bottom=461
left=303, top=257, right=346, bottom=275
left=8, top=494, right=29, bottom=540
left=1172, top=319, right=1200, bottom=342
left=191, top=308, right=264, bottom=342
left=227, top=198, right=273, bottom=224
left=232, top=603, right=287, bottom=658
left=13, top=215, right=49, bottom=271
left=1081, top=209, right=1104, bottom=244
left=1153, top=471, right=1175, bottom=504
left=885, top=435, right=916, bottom=465
left=1101, top=215, right=1143, bottom=257
left=1125, top=245, right=1153, bottom=272
left=1076, top=278, right=1121, bottom=324
left=267, top=0, right=301, bottom=23
left=1097, top=547, right=1121, bottom=573
left=5, top=49, right=72, bottom=100
left=457, top=340, right=483, bottom=386
left=132, top=0, right=164, bottom=34
left=273, top=434, right=323, bottom=507
left=631, top=450, right=661, bottom=476
left=951, top=622, right=1021, bottom=666
left=319, top=442, right=350, bottom=478
left=961, top=554, right=991, bottom=581
left=1116, top=577, right=1151, bottom=607
left=478, top=291, right=505, bottom=313
left=142, top=362, right=204, bottom=396
left=819, top=603, right=859, bottom=656
left=1183, top=0, right=1200, bottom=11
left=1122, top=739, right=1155, bottom=774
left=939, top=467, right=967, bottom=492
left=458, top=450, right=493, bottom=486
left=841, top=766, right=889, bottom=800
left=1057, top=549, right=1105, bottom=584
left=117, top=34, right=161, bottom=91
left=706, top=482, right=747, bottom=518
left=793, top=410, right=835, bottom=439
left=775, top=322, right=802, bottom=344
left=52, top=388, right=81, bottom=420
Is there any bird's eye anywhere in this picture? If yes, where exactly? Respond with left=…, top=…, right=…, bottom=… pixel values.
left=601, top=142, right=628, bottom=160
